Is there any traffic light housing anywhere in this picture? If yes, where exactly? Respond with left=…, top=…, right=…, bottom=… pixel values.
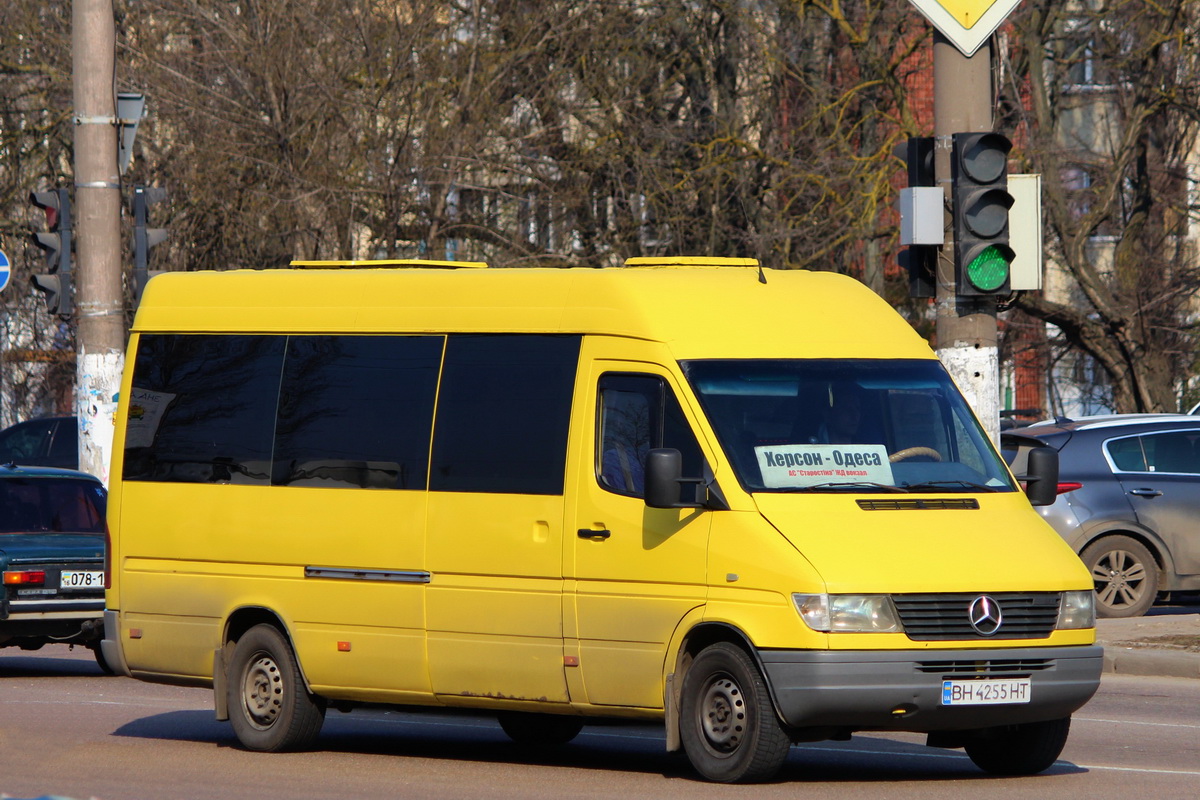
left=951, top=132, right=1014, bottom=296
left=29, top=188, right=73, bottom=315
left=898, top=136, right=938, bottom=298
left=132, top=184, right=168, bottom=303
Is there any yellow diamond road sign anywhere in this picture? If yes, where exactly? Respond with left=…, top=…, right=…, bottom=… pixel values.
left=908, top=0, right=1023, bottom=57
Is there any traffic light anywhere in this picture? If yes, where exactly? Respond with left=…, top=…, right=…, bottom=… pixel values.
left=898, top=136, right=939, bottom=298
left=29, top=188, right=73, bottom=315
left=132, top=185, right=168, bottom=303
left=951, top=132, right=1014, bottom=296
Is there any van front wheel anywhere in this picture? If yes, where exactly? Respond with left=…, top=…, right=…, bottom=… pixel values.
left=227, top=624, right=326, bottom=752
left=679, top=642, right=791, bottom=783
left=963, top=717, right=1070, bottom=775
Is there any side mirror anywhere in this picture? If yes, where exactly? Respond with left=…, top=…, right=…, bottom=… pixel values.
left=645, top=448, right=703, bottom=509
left=1022, top=446, right=1059, bottom=507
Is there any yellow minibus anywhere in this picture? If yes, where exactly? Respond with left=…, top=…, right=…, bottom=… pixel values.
left=103, top=258, right=1100, bottom=783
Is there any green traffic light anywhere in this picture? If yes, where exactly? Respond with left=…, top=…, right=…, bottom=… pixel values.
left=967, top=245, right=1011, bottom=291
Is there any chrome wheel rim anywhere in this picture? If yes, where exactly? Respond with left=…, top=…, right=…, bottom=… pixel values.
left=1092, top=549, right=1147, bottom=610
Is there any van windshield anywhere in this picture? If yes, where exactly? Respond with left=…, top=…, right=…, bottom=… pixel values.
left=683, top=359, right=1016, bottom=494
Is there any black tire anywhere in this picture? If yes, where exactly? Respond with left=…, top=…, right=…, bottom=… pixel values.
left=964, top=717, right=1071, bottom=775
left=91, top=644, right=114, bottom=676
left=678, top=642, right=791, bottom=783
left=497, top=712, right=584, bottom=746
left=1080, top=535, right=1159, bottom=618
left=227, top=624, right=325, bottom=752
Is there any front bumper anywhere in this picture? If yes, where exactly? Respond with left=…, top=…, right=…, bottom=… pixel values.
left=759, top=644, right=1103, bottom=732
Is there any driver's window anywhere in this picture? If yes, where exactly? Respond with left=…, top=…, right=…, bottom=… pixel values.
left=597, top=374, right=702, bottom=497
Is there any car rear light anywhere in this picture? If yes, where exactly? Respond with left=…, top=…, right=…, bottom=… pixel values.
left=1056, top=482, right=1083, bottom=495
left=3, top=570, right=47, bottom=586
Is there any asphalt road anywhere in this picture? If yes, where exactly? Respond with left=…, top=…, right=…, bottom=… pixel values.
left=1, top=648, right=1198, bottom=800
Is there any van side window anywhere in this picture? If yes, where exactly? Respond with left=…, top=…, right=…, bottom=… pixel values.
left=429, top=335, right=581, bottom=495
left=273, top=336, right=443, bottom=489
left=597, top=374, right=703, bottom=497
left=124, top=334, right=284, bottom=484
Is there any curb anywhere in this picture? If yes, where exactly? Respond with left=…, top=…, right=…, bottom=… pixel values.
left=1101, top=645, right=1200, bottom=680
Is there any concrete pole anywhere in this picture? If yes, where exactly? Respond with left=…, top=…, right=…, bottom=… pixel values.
left=933, top=32, right=1001, bottom=444
left=73, top=0, right=124, bottom=484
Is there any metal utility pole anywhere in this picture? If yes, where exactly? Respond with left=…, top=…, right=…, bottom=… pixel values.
left=934, top=32, right=1000, bottom=443
left=73, top=0, right=124, bottom=484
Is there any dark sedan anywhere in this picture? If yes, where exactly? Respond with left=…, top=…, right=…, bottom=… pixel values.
left=1, top=464, right=109, bottom=670
left=1006, top=414, right=1200, bottom=618
left=0, top=415, right=78, bottom=470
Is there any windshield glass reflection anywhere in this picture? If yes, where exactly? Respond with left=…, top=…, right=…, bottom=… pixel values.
left=683, top=359, right=1016, bottom=494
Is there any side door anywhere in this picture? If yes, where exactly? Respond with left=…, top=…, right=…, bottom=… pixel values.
left=566, top=354, right=712, bottom=709
left=425, top=334, right=580, bottom=705
left=1110, top=429, right=1200, bottom=576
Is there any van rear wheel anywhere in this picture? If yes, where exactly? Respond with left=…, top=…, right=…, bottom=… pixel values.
left=227, top=624, right=325, bottom=752
left=497, top=712, right=584, bottom=746
left=91, top=644, right=114, bottom=675
left=679, top=642, right=791, bottom=783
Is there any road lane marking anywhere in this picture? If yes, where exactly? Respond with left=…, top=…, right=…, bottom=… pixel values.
left=1076, top=715, right=1200, bottom=730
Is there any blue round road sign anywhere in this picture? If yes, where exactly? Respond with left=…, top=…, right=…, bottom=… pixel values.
left=0, top=248, right=11, bottom=293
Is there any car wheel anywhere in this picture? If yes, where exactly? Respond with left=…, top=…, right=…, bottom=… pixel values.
left=679, top=642, right=791, bottom=783
left=964, top=717, right=1071, bottom=775
left=497, top=712, right=584, bottom=746
left=227, top=624, right=326, bottom=751
left=1080, top=535, right=1159, bottom=618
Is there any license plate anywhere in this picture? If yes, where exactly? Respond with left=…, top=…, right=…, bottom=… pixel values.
left=941, top=678, right=1031, bottom=706
left=59, top=570, right=104, bottom=590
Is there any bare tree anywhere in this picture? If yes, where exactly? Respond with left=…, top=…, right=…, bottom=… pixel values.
left=0, top=1, right=76, bottom=423
left=1005, top=0, right=1200, bottom=413
left=117, top=1, right=924, bottom=274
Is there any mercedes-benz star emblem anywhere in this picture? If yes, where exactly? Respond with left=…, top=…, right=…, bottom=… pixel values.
left=967, top=595, right=1003, bottom=636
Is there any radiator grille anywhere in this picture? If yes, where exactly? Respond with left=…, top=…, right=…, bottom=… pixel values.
left=892, top=592, right=1060, bottom=640
left=916, top=658, right=1053, bottom=675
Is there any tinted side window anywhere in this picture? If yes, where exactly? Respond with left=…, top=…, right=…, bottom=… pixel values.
left=274, top=336, right=442, bottom=489
left=1143, top=431, right=1200, bottom=474
left=48, top=419, right=78, bottom=466
left=124, top=335, right=284, bottom=484
left=0, top=420, right=51, bottom=462
left=597, top=374, right=704, bottom=498
left=430, top=335, right=580, bottom=494
left=1106, top=436, right=1147, bottom=472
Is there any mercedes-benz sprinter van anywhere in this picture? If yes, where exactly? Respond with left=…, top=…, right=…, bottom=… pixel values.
left=103, top=258, right=1100, bottom=783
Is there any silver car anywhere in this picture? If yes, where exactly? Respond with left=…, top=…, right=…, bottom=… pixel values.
left=1005, top=414, right=1200, bottom=618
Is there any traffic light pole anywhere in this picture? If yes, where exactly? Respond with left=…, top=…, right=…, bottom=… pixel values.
left=933, top=32, right=1001, bottom=444
left=73, top=0, right=124, bottom=484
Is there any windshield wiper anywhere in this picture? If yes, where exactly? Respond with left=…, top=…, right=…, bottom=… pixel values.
left=794, top=481, right=910, bottom=493
left=902, top=480, right=999, bottom=493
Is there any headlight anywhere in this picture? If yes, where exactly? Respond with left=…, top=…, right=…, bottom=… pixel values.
left=1057, top=590, right=1095, bottom=629
left=792, top=593, right=901, bottom=633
